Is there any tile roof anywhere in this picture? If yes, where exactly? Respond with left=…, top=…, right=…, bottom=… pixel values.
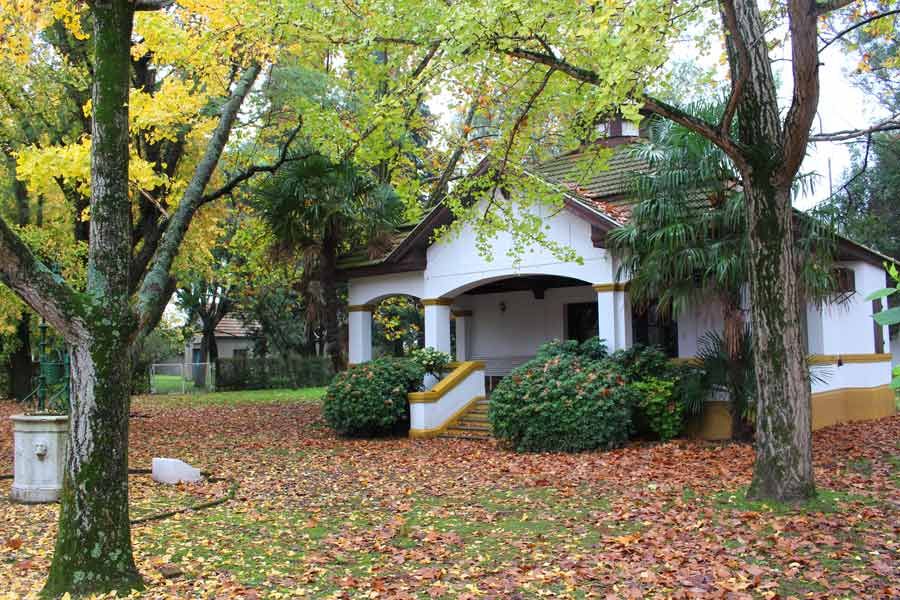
left=337, top=223, right=419, bottom=269
left=214, top=315, right=259, bottom=339
left=534, top=137, right=647, bottom=223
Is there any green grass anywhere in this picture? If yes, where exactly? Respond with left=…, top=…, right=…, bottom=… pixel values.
left=714, top=486, right=871, bottom=515
left=136, top=386, right=327, bottom=408
left=150, top=374, right=203, bottom=395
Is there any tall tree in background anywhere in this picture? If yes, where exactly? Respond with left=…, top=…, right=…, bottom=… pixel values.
left=255, top=153, right=405, bottom=371
left=176, top=276, right=233, bottom=377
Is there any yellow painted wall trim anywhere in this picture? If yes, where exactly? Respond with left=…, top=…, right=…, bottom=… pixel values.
left=421, top=298, right=454, bottom=306
left=347, top=304, right=375, bottom=312
left=409, top=395, right=486, bottom=438
left=690, top=384, right=896, bottom=440
left=674, top=354, right=891, bottom=366
left=669, top=357, right=701, bottom=366
left=452, top=309, right=473, bottom=318
left=592, top=282, right=629, bottom=293
left=808, top=353, right=892, bottom=365
left=408, top=360, right=486, bottom=404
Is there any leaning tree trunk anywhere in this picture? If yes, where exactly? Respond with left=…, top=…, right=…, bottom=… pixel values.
left=744, top=181, right=814, bottom=502
left=43, top=1, right=143, bottom=595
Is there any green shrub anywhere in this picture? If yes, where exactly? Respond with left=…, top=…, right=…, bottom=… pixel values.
left=607, top=344, right=700, bottom=440
left=323, top=357, right=424, bottom=437
left=609, top=344, right=671, bottom=383
left=489, top=340, right=634, bottom=452
left=631, top=377, right=682, bottom=441
left=409, top=346, right=452, bottom=377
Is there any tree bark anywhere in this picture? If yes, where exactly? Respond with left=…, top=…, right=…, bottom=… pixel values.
left=721, top=297, right=752, bottom=441
left=43, top=1, right=143, bottom=595
left=321, top=224, right=344, bottom=372
left=744, top=182, right=814, bottom=502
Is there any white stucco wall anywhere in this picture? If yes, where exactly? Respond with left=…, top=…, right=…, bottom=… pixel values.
left=675, top=298, right=726, bottom=358
left=347, top=198, right=616, bottom=307
left=424, top=200, right=613, bottom=299
left=818, top=261, right=886, bottom=356
left=409, top=365, right=486, bottom=433
left=184, top=338, right=254, bottom=363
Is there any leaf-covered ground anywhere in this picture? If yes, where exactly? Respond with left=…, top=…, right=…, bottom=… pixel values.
left=0, top=393, right=897, bottom=599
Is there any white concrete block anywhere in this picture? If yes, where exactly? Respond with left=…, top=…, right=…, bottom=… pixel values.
left=152, top=457, right=202, bottom=484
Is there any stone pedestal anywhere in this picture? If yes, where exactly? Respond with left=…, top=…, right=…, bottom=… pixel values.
left=10, top=414, right=68, bottom=503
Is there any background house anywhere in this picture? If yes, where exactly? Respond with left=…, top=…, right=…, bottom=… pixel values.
left=183, top=315, right=259, bottom=365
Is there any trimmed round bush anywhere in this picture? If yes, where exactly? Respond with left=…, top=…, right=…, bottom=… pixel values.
left=323, top=357, right=424, bottom=436
left=489, top=339, right=634, bottom=452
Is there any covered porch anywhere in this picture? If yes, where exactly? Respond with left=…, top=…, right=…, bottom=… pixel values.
left=347, top=274, right=635, bottom=371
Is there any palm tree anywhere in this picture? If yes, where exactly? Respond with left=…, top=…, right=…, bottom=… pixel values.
left=254, top=152, right=404, bottom=371
left=609, top=103, right=836, bottom=438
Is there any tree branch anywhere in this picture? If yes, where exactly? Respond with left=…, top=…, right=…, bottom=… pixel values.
left=642, top=97, right=749, bottom=171
left=779, top=0, right=822, bottom=185
left=136, top=63, right=262, bottom=338
left=808, top=116, right=900, bottom=141
left=0, top=215, right=88, bottom=343
left=814, top=0, right=857, bottom=16
left=718, top=0, right=751, bottom=136
left=819, top=9, right=900, bottom=52
left=427, top=96, right=479, bottom=207
left=493, top=41, right=749, bottom=170
left=199, top=122, right=304, bottom=205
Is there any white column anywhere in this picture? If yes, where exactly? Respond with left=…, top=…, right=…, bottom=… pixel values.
left=453, top=310, right=471, bottom=362
left=423, top=299, right=453, bottom=354
left=594, top=283, right=631, bottom=351
left=347, top=305, right=373, bottom=364
left=614, top=289, right=633, bottom=349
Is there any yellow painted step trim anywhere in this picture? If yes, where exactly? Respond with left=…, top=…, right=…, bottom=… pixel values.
left=409, top=395, right=487, bottom=439
left=408, top=361, right=486, bottom=404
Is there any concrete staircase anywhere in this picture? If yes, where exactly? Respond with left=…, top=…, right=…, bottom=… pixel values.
left=440, top=396, right=492, bottom=440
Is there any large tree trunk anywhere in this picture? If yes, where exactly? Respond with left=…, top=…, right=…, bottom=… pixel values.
left=43, top=1, right=143, bottom=595
left=8, top=313, right=33, bottom=402
left=729, top=0, right=817, bottom=502
left=744, top=181, right=814, bottom=502
left=43, top=340, right=139, bottom=596
left=321, top=226, right=344, bottom=372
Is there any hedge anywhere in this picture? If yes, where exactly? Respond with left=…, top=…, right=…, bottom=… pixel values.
left=215, top=355, right=333, bottom=391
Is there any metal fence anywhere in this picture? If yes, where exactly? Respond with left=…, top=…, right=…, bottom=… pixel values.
left=149, top=363, right=215, bottom=395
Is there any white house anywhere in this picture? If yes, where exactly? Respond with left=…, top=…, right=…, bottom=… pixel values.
left=183, top=315, right=259, bottom=365
left=338, top=134, right=896, bottom=440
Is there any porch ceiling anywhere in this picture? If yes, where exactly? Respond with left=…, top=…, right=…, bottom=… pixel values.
left=461, top=275, right=591, bottom=297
